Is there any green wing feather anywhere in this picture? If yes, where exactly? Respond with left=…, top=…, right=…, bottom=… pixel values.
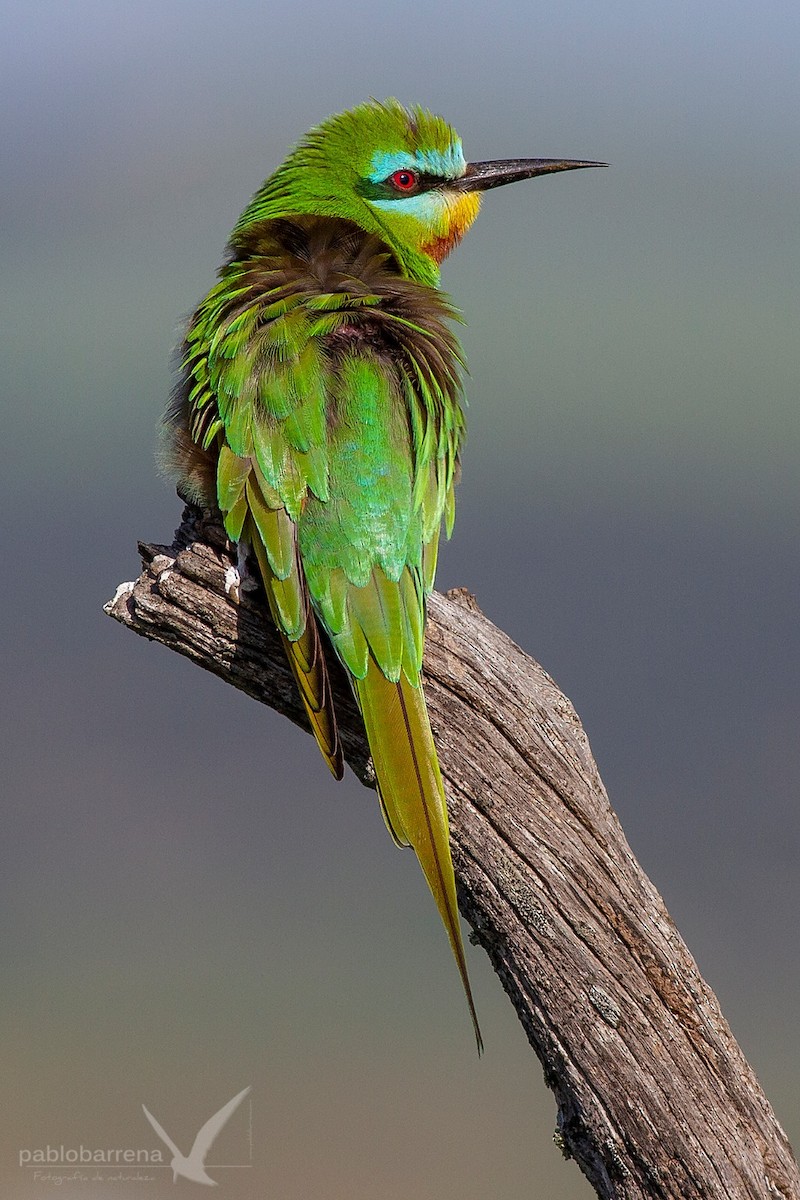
left=170, top=217, right=478, bottom=1045
left=181, top=245, right=344, bottom=778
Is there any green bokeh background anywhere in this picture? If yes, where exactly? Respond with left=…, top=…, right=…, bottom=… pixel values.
left=3, top=2, right=798, bottom=1196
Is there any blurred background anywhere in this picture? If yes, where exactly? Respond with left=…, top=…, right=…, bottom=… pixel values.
left=2, top=1, right=798, bottom=1196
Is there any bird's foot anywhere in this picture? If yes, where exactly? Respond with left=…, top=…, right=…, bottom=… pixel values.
left=225, top=540, right=259, bottom=603
left=224, top=565, right=242, bottom=604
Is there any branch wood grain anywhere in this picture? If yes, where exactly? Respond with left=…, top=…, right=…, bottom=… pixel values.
left=105, top=508, right=799, bottom=1200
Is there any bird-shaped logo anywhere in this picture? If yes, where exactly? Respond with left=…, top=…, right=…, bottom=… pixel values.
left=141, top=1086, right=251, bottom=1186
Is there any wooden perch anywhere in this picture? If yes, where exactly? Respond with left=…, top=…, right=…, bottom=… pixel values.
left=105, top=507, right=798, bottom=1200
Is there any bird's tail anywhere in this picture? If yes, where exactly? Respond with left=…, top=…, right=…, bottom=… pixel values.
left=355, top=663, right=483, bottom=1052
left=245, top=513, right=343, bottom=780
left=279, top=620, right=343, bottom=780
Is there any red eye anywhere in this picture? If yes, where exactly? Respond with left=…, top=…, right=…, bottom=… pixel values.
left=390, top=169, right=418, bottom=192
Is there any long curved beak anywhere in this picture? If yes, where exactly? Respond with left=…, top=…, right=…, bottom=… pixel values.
left=452, top=158, right=607, bottom=192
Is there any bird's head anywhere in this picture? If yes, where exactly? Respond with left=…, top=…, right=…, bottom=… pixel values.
left=233, top=100, right=604, bottom=285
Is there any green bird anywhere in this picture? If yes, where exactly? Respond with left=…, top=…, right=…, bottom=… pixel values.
left=162, top=99, right=603, bottom=1050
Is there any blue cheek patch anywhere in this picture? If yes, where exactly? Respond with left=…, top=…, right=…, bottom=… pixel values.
left=369, top=141, right=465, bottom=183
left=369, top=192, right=449, bottom=218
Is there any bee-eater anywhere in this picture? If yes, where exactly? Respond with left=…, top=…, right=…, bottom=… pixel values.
left=162, top=99, right=604, bottom=1050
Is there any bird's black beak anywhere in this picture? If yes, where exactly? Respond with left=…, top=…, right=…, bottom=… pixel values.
left=452, top=158, right=607, bottom=193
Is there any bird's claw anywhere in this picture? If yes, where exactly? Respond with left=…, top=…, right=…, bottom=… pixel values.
left=225, top=541, right=259, bottom=603
left=224, top=565, right=242, bottom=604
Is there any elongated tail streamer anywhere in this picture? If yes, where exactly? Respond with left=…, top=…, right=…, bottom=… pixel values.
left=355, top=663, right=483, bottom=1052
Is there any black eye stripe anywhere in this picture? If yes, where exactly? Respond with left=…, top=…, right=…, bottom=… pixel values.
left=356, top=171, right=444, bottom=201
left=393, top=170, right=438, bottom=192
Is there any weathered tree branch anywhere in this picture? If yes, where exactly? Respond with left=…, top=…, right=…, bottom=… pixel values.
left=105, top=508, right=798, bottom=1200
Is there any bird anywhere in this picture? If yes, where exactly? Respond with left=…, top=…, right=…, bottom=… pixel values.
left=161, top=99, right=604, bottom=1051
left=142, top=1085, right=251, bottom=1185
